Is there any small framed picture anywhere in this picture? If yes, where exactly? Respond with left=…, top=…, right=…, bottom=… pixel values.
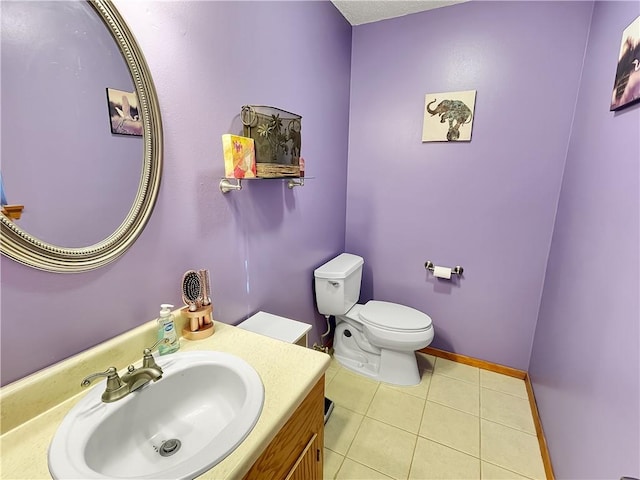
left=611, top=16, right=640, bottom=111
left=422, top=90, right=476, bottom=142
left=106, top=88, right=142, bottom=136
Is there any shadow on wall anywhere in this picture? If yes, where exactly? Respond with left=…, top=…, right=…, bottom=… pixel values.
left=360, top=262, right=375, bottom=302
left=225, top=181, right=288, bottom=233
left=428, top=329, right=454, bottom=353
left=424, top=273, right=463, bottom=295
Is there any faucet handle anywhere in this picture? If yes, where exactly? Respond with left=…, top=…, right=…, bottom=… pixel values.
left=143, top=337, right=170, bottom=356
left=81, top=367, right=129, bottom=403
left=142, top=338, right=170, bottom=370
left=80, top=367, right=123, bottom=392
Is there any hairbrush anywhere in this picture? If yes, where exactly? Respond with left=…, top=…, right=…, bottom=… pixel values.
left=182, top=270, right=203, bottom=312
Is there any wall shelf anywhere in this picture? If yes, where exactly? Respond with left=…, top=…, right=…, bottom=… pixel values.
left=219, top=177, right=307, bottom=194
left=1, top=204, right=24, bottom=221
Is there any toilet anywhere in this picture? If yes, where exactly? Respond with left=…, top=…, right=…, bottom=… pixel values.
left=314, top=253, right=434, bottom=386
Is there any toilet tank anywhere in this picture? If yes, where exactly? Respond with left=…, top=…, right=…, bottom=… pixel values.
left=313, top=253, right=364, bottom=316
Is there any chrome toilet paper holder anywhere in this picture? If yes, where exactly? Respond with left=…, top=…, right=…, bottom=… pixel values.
left=424, top=261, right=464, bottom=277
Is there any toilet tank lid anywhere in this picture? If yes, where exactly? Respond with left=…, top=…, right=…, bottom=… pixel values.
left=314, top=253, right=364, bottom=279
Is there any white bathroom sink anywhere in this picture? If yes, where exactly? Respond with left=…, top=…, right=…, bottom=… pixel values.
left=48, top=350, right=264, bottom=479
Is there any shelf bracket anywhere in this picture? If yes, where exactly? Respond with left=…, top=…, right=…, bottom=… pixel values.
left=219, top=178, right=242, bottom=194
left=287, top=178, right=305, bottom=189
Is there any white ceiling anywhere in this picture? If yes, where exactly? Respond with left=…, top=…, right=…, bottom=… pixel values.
left=331, top=0, right=468, bottom=26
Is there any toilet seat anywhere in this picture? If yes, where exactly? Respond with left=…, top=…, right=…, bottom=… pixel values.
left=340, top=301, right=434, bottom=357
left=358, top=301, right=432, bottom=332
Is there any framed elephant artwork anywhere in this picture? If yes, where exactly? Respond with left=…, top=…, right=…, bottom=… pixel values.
left=422, top=90, right=476, bottom=142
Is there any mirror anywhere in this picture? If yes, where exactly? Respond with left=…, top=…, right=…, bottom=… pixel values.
left=0, top=0, right=162, bottom=273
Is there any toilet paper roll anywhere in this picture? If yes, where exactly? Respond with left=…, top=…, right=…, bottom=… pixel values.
left=433, top=266, right=452, bottom=279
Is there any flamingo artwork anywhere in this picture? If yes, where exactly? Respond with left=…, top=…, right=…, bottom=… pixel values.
left=106, top=88, right=142, bottom=136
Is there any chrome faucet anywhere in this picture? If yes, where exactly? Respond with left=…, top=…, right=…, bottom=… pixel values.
left=81, top=338, right=169, bottom=403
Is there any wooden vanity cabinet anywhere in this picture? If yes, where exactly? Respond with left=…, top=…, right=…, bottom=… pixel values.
left=243, top=377, right=325, bottom=480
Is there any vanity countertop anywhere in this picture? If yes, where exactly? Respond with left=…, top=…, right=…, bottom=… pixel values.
left=0, top=320, right=330, bottom=479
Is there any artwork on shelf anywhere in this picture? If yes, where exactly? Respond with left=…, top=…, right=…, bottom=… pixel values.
left=241, top=105, right=302, bottom=177
left=106, top=88, right=142, bottom=136
left=222, top=134, right=257, bottom=179
left=422, top=90, right=476, bottom=142
left=611, top=15, right=640, bottom=111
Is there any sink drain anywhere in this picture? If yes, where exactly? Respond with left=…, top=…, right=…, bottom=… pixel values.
left=159, top=439, right=181, bottom=457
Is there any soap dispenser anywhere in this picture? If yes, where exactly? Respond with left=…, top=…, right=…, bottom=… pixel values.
left=157, top=304, right=180, bottom=355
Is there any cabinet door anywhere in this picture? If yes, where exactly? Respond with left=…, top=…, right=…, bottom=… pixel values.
left=243, top=378, right=325, bottom=480
left=285, top=433, right=321, bottom=480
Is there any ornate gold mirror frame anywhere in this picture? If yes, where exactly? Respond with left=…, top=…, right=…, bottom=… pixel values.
left=0, top=0, right=162, bottom=273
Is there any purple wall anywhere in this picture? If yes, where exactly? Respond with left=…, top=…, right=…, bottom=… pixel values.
left=2, top=3, right=638, bottom=476
left=529, top=2, right=640, bottom=478
left=0, top=1, right=352, bottom=385
left=346, top=1, right=594, bottom=370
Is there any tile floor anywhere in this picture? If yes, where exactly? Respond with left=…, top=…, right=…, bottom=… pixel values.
left=323, top=353, right=546, bottom=480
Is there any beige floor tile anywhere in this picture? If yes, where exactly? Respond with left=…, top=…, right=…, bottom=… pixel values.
left=336, top=458, right=394, bottom=479
left=481, top=388, right=536, bottom=434
left=387, top=369, right=432, bottom=400
left=327, top=356, right=342, bottom=375
left=480, top=370, right=528, bottom=399
left=481, top=461, right=530, bottom=479
left=367, top=385, right=426, bottom=434
left=325, top=368, right=340, bottom=388
left=419, top=401, right=480, bottom=457
left=325, top=357, right=342, bottom=388
left=434, top=357, right=480, bottom=384
left=326, top=368, right=379, bottom=415
left=481, top=419, right=545, bottom=480
left=428, top=374, right=480, bottom=415
left=324, top=448, right=344, bottom=480
left=347, top=417, right=416, bottom=479
left=324, top=405, right=365, bottom=455
left=409, top=437, right=480, bottom=479
left=416, top=352, right=436, bottom=371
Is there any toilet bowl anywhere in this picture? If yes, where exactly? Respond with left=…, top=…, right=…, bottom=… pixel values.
left=314, top=254, right=434, bottom=386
